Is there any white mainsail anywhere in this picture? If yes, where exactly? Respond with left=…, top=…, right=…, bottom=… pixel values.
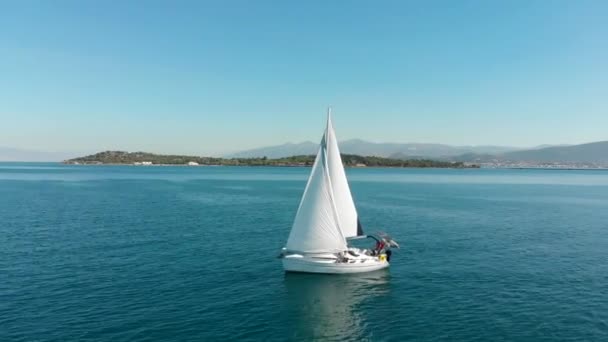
left=325, top=113, right=361, bottom=238
left=286, top=109, right=363, bottom=254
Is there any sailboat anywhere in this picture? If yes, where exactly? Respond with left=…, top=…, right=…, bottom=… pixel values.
left=281, top=108, right=399, bottom=274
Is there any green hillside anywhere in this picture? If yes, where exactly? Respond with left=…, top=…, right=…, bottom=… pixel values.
left=64, top=151, right=477, bottom=168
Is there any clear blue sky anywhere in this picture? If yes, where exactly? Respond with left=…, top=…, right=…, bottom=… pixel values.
left=1, top=0, right=606, bottom=155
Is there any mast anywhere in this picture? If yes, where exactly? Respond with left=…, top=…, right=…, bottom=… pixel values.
left=324, top=108, right=363, bottom=238
left=323, top=107, right=346, bottom=242
left=285, top=108, right=362, bottom=254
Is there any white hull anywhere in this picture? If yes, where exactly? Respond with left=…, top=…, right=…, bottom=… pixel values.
left=282, top=255, right=389, bottom=274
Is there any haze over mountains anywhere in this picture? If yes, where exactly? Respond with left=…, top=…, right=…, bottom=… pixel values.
left=498, top=141, right=608, bottom=164
left=227, top=139, right=521, bottom=159
left=227, top=140, right=608, bottom=165
left=2, top=140, right=607, bottom=166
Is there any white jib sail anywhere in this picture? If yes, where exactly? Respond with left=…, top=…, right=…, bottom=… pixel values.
left=324, top=111, right=361, bottom=238
left=286, top=141, right=347, bottom=253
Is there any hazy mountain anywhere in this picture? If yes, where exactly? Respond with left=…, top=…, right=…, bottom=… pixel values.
left=530, top=144, right=571, bottom=150
left=500, top=141, right=608, bottom=163
left=227, top=139, right=520, bottom=159
left=444, top=141, right=608, bottom=164
left=0, top=147, right=84, bottom=162
left=227, top=142, right=317, bottom=158
left=227, top=139, right=608, bottom=164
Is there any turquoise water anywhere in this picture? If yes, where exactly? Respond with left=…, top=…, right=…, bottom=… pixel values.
left=2, top=163, right=608, bottom=341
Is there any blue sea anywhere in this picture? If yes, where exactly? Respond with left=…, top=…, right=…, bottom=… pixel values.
left=2, top=163, right=608, bottom=341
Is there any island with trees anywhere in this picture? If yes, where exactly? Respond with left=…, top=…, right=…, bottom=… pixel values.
left=63, top=151, right=479, bottom=168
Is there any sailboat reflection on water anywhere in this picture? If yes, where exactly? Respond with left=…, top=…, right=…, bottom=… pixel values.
left=283, top=270, right=390, bottom=340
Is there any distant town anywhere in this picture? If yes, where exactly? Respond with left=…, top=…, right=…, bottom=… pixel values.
left=475, top=161, right=607, bottom=169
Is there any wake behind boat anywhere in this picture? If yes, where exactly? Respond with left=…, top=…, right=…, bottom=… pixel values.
left=280, top=108, right=399, bottom=274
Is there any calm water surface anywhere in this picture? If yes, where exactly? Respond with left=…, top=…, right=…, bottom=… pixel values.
left=2, top=163, right=608, bottom=341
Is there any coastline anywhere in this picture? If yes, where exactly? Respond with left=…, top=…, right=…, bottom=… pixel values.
left=62, top=151, right=479, bottom=169
left=57, top=162, right=608, bottom=170
left=60, top=162, right=478, bottom=169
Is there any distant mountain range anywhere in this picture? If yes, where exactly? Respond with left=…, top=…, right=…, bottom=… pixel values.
left=493, top=141, right=608, bottom=164
left=3, top=140, right=607, bottom=165
left=227, top=140, right=608, bottom=165
left=226, top=139, right=521, bottom=159
left=227, top=141, right=320, bottom=159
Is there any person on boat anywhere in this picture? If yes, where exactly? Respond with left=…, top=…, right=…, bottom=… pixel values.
left=374, top=239, right=386, bottom=255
